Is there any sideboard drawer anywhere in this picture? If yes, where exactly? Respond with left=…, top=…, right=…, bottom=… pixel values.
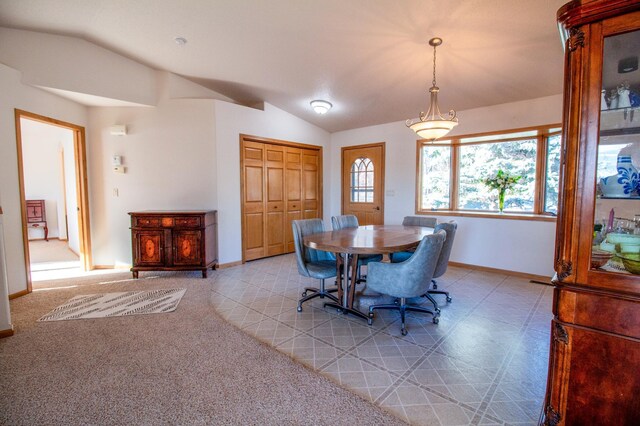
left=175, top=217, right=201, bottom=227
left=135, top=217, right=161, bottom=227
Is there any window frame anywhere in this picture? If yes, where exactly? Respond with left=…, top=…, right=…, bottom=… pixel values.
left=415, top=124, right=562, bottom=221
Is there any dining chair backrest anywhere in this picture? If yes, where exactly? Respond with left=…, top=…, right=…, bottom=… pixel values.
left=402, top=216, right=437, bottom=228
left=432, top=221, right=457, bottom=279
left=331, top=215, right=359, bottom=230
left=368, top=230, right=445, bottom=298
left=292, top=219, right=335, bottom=277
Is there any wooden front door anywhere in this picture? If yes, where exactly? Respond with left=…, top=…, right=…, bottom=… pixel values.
left=241, top=135, right=323, bottom=262
left=342, top=143, right=385, bottom=225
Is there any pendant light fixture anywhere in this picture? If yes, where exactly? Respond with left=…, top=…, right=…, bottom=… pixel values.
left=406, top=37, right=458, bottom=141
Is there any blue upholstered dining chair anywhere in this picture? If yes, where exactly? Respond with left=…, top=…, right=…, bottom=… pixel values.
left=292, top=219, right=340, bottom=312
left=389, top=216, right=438, bottom=263
left=391, top=221, right=457, bottom=313
left=366, top=231, right=445, bottom=335
left=427, top=221, right=457, bottom=301
left=330, top=215, right=383, bottom=282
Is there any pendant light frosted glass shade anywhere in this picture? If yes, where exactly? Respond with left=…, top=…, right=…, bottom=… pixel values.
left=406, top=38, right=458, bottom=141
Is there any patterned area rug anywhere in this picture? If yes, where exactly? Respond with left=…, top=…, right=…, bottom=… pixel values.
left=38, top=289, right=186, bottom=321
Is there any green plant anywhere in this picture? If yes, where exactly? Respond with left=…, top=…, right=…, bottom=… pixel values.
left=482, top=170, right=522, bottom=212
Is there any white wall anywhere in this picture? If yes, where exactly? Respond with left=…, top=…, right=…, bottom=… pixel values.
left=0, top=63, right=87, bottom=295
left=329, top=95, right=563, bottom=276
left=62, top=135, right=79, bottom=254
left=214, top=101, right=331, bottom=264
left=87, top=98, right=217, bottom=267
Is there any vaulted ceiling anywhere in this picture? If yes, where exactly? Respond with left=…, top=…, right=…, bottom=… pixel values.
left=0, top=0, right=568, bottom=133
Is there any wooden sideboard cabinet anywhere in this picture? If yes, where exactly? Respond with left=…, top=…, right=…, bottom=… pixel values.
left=129, top=211, right=218, bottom=278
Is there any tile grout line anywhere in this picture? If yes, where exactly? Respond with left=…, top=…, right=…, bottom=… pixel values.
left=468, top=282, right=548, bottom=425
left=371, top=273, right=512, bottom=421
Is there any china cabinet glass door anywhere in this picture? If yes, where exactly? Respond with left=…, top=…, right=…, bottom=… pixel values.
left=592, top=29, right=640, bottom=276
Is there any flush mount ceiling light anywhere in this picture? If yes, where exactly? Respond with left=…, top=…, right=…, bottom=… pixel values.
left=406, top=37, right=458, bottom=141
left=310, top=100, right=332, bottom=114
left=174, top=37, right=187, bottom=46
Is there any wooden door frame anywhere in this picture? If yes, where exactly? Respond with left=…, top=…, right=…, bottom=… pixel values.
left=239, top=134, right=323, bottom=263
left=13, top=109, right=92, bottom=297
left=341, top=142, right=386, bottom=221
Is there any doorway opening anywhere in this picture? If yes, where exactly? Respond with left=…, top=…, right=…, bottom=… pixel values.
left=14, top=110, right=92, bottom=294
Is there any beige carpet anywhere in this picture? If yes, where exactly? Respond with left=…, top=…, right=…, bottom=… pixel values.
left=1, top=271, right=406, bottom=425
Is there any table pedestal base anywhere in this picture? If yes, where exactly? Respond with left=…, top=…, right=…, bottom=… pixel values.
left=323, top=301, right=369, bottom=321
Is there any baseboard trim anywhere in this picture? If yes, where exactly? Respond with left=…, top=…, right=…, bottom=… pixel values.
left=448, top=261, right=551, bottom=284
left=0, top=326, right=15, bottom=339
left=93, top=265, right=132, bottom=270
left=217, top=261, right=242, bottom=269
left=9, top=289, right=30, bottom=300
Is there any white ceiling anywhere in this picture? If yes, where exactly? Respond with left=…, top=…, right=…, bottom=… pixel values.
left=0, top=0, right=568, bottom=133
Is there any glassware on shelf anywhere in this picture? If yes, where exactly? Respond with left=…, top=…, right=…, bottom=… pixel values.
left=614, top=218, right=633, bottom=234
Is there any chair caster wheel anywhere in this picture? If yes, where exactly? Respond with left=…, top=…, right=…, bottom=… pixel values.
left=367, top=318, right=373, bottom=326
left=433, top=317, right=439, bottom=324
left=297, top=306, right=302, bottom=312
left=435, top=308, right=441, bottom=314
left=302, top=291, right=307, bottom=297
left=401, top=328, right=408, bottom=336
left=446, top=296, right=452, bottom=303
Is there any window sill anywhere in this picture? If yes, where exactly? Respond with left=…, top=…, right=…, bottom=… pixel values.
left=416, top=210, right=557, bottom=222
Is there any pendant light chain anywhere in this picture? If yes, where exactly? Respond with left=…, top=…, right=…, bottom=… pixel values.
left=432, top=43, right=437, bottom=87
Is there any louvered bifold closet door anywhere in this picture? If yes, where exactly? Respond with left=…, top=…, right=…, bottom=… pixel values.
left=242, top=137, right=322, bottom=261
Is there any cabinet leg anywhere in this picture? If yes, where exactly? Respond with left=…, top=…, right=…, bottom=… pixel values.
left=132, top=271, right=139, bottom=279
left=202, top=270, right=208, bottom=279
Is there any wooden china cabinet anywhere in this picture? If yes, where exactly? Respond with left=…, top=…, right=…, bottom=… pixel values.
left=543, top=1, right=640, bottom=424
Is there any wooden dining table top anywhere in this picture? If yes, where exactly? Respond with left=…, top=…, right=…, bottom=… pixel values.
left=303, top=224, right=434, bottom=255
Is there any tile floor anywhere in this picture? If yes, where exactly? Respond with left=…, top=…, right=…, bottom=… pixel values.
left=210, top=254, right=553, bottom=425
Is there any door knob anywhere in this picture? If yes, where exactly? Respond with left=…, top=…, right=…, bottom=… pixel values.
left=374, top=206, right=380, bottom=210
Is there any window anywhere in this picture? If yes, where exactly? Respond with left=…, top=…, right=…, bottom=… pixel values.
left=419, top=145, right=451, bottom=209
left=544, top=133, right=562, bottom=214
left=417, top=125, right=561, bottom=217
left=350, top=157, right=374, bottom=202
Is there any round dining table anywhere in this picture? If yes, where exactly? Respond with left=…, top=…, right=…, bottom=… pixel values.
left=303, top=224, right=434, bottom=321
